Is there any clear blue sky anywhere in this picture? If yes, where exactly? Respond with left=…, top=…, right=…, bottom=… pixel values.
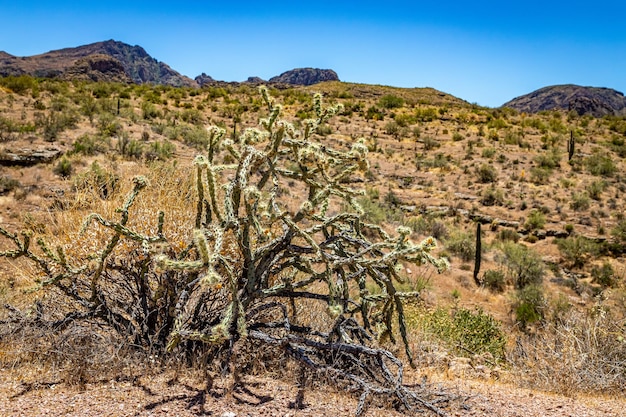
left=2, top=1, right=625, bottom=107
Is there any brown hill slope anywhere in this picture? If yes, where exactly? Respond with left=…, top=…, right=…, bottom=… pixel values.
left=0, top=40, right=196, bottom=87
left=503, top=84, right=626, bottom=116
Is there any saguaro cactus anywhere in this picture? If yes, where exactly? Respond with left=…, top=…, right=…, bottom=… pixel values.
left=568, top=130, right=575, bottom=161
left=473, top=222, right=482, bottom=286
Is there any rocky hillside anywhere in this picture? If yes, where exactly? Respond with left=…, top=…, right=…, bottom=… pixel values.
left=268, top=67, right=339, bottom=85
left=503, top=84, right=626, bottom=117
left=0, top=40, right=196, bottom=87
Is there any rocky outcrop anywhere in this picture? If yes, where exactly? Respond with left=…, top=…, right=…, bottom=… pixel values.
left=195, top=73, right=215, bottom=87
left=269, top=68, right=339, bottom=86
left=61, top=54, right=131, bottom=83
left=0, top=40, right=197, bottom=87
left=244, top=76, right=265, bottom=84
left=0, top=147, right=62, bottom=166
left=503, top=85, right=626, bottom=117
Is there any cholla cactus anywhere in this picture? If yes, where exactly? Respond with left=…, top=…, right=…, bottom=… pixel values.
left=0, top=86, right=448, bottom=416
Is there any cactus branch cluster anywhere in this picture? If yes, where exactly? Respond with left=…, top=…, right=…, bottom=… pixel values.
left=1, top=87, right=448, bottom=415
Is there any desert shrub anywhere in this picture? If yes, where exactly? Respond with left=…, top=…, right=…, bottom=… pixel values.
left=514, top=284, right=546, bottom=328
left=422, top=136, right=440, bottom=150
left=496, top=228, right=520, bottom=243
left=483, top=269, right=506, bottom=292
left=445, top=229, right=475, bottom=262
left=411, top=307, right=507, bottom=363
left=556, top=236, right=600, bottom=269
left=480, top=185, right=504, bottom=206
left=73, top=161, right=120, bottom=200
left=591, top=261, right=618, bottom=288
left=53, top=156, right=73, bottom=178
left=71, top=133, right=110, bottom=156
left=0, top=87, right=450, bottom=415
left=586, top=179, right=607, bottom=201
left=585, top=151, right=616, bottom=177
left=534, top=149, right=561, bottom=169
left=0, top=75, right=37, bottom=95
left=570, top=191, right=591, bottom=211
left=481, top=147, right=496, bottom=158
left=524, top=209, right=546, bottom=231
left=476, top=163, right=498, bottom=183
left=0, top=176, right=20, bottom=195
left=499, top=242, right=544, bottom=289
left=510, top=309, right=626, bottom=395
left=145, top=140, right=176, bottom=161
left=379, top=94, right=404, bottom=109
left=529, top=167, right=551, bottom=185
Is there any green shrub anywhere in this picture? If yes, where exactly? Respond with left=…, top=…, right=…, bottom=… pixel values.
left=445, top=230, right=475, bottom=262
left=480, top=185, right=505, bottom=206
left=499, top=242, right=544, bottom=289
left=0, top=176, right=20, bottom=195
left=585, top=152, right=616, bottom=177
left=53, top=156, right=73, bottom=178
left=496, top=228, right=520, bottom=243
left=378, top=94, right=404, bottom=109
left=476, top=163, right=498, bottom=183
left=556, top=236, right=600, bottom=268
left=483, top=269, right=506, bottom=292
left=514, top=284, right=545, bottom=328
left=586, top=180, right=607, bottom=201
left=524, top=209, right=546, bottom=230
left=71, top=134, right=110, bottom=156
left=591, top=262, right=617, bottom=288
left=570, top=191, right=591, bottom=211
left=413, top=307, right=507, bottom=362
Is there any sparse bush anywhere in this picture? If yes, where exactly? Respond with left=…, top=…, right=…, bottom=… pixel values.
left=570, top=191, right=591, bottom=211
left=591, top=262, right=618, bottom=288
left=483, top=269, right=506, bottom=292
left=0, top=176, right=20, bottom=195
left=480, top=185, right=505, bottom=206
left=411, top=307, right=507, bottom=363
left=525, top=209, right=546, bottom=231
left=556, top=236, right=600, bottom=269
left=53, top=156, right=73, bottom=178
left=585, top=151, right=616, bottom=177
left=514, top=284, right=546, bottom=328
left=379, top=94, right=404, bottom=109
left=445, top=229, right=475, bottom=262
left=499, top=242, right=544, bottom=289
left=476, top=163, right=498, bottom=183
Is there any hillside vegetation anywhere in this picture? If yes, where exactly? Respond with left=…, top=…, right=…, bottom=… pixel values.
left=0, top=76, right=625, bottom=411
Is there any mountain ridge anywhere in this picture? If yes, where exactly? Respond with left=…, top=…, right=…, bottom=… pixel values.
left=502, top=84, right=626, bottom=116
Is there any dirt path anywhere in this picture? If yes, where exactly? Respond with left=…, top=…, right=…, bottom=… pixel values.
left=1, top=369, right=623, bottom=417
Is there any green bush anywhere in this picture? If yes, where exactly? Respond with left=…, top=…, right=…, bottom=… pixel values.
left=445, top=230, right=475, bottom=262
left=570, top=191, right=591, bottom=211
left=524, top=209, right=546, bottom=230
left=499, top=242, right=544, bottom=289
left=414, top=307, right=507, bottom=362
left=514, top=284, right=545, bottom=328
left=556, top=236, right=600, bottom=269
left=476, top=163, right=498, bottom=183
left=378, top=94, right=404, bottom=109
left=53, top=156, right=73, bottom=178
left=483, top=269, right=506, bottom=292
left=591, top=262, right=617, bottom=288
left=585, top=152, right=616, bottom=177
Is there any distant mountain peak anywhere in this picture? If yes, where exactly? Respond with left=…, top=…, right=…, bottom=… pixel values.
left=268, top=68, right=339, bottom=86
left=503, top=84, right=626, bottom=117
left=0, top=40, right=197, bottom=87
